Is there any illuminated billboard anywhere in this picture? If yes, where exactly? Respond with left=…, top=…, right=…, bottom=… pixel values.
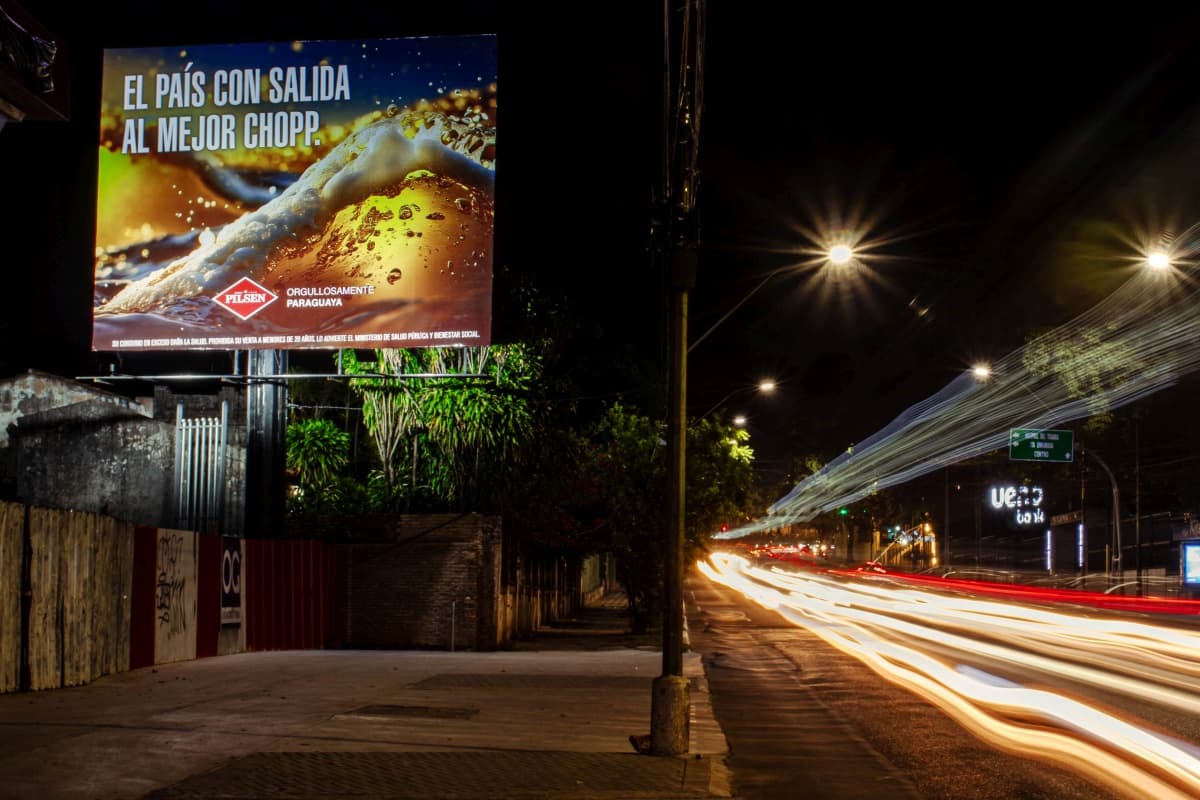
left=1184, top=540, right=1200, bottom=588
left=93, top=35, right=496, bottom=351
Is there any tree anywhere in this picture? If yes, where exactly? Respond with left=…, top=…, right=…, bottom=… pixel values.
left=286, top=418, right=351, bottom=513
left=343, top=343, right=541, bottom=511
left=586, top=403, right=667, bottom=632
left=584, top=403, right=759, bottom=632
left=685, top=417, right=756, bottom=556
left=1022, top=324, right=1137, bottom=434
left=341, top=349, right=426, bottom=508
left=421, top=343, right=538, bottom=510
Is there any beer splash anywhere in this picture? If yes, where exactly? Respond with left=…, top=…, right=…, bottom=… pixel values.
left=94, top=86, right=496, bottom=342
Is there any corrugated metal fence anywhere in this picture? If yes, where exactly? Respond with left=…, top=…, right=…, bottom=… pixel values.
left=174, top=403, right=228, bottom=534
left=245, top=538, right=334, bottom=652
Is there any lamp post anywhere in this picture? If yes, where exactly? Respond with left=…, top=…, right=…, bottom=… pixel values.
left=698, top=380, right=776, bottom=420
left=689, top=247, right=855, bottom=353
left=1083, top=447, right=1122, bottom=579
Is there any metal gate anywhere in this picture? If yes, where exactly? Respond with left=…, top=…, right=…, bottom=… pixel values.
left=174, top=402, right=229, bottom=533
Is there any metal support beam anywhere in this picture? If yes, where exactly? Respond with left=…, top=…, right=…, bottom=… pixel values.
left=244, top=349, right=288, bottom=537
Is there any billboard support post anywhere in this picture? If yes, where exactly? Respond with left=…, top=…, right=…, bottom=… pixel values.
left=244, top=349, right=288, bottom=537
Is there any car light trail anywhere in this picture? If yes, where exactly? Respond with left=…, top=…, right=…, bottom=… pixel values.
left=699, top=221, right=1200, bottom=539
left=700, top=552, right=1200, bottom=800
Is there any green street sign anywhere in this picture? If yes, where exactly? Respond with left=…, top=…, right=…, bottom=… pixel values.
left=1009, top=428, right=1074, bottom=463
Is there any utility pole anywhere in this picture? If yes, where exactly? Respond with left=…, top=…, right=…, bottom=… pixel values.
left=650, top=0, right=704, bottom=757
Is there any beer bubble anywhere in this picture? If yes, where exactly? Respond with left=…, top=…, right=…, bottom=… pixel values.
left=387, top=268, right=402, bottom=284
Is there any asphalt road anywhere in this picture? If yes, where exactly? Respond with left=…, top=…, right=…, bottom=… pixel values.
left=686, top=565, right=1127, bottom=800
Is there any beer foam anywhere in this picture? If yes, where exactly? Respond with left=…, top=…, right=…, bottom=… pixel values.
left=99, top=117, right=494, bottom=316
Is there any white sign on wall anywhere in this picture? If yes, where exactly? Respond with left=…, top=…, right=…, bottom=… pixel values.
left=221, top=536, right=242, bottom=625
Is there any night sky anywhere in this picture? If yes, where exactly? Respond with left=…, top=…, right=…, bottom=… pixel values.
left=6, top=4, right=1200, bottom=472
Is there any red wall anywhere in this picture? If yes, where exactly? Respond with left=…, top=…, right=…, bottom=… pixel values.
left=195, top=533, right=221, bottom=659
left=245, top=539, right=334, bottom=651
left=129, top=525, right=158, bottom=670
left=130, top=532, right=337, bottom=666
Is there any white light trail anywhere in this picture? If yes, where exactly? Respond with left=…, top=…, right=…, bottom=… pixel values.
left=701, top=552, right=1200, bottom=800
left=713, top=222, right=1200, bottom=534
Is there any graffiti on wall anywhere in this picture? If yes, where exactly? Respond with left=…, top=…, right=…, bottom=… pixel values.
left=155, top=532, right=188, bottom=637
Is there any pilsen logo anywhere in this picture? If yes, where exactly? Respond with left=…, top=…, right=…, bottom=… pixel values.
left=213, top=277, right=277, bottom=320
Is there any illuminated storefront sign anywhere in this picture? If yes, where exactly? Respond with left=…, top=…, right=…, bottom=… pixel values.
left=988, top=484, right=1045, bottom=525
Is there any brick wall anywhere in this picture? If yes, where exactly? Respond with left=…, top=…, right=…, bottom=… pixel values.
left=337, top=514, right=501, bottom=650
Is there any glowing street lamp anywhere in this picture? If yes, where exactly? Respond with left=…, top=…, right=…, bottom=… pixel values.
left=1146, top=249, right=1171, bottom=271
left=699, top=379, right=777, bottom=420
left=828, top=244, right=854, bottom=265
left=972, top=363, right=992, bottom=381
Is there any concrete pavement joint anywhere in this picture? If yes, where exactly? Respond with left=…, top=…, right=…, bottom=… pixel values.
left=143, top=751, right=725, bottom=799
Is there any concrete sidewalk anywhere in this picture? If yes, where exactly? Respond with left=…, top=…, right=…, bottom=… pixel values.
left=0, top=595, right=730, bottom=800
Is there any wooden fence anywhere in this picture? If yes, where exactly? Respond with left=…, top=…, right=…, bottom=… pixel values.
left=0, top=499, right=608, bottom=694
left=0, top=501, right=133, bottom=692
left=0, top=502, right=21, bottom=692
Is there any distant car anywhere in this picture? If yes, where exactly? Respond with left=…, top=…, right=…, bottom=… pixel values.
left=855, top=562, right=888, bottom=574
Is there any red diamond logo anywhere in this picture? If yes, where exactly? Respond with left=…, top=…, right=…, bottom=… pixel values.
left=213, top=277, right=277, bottom=320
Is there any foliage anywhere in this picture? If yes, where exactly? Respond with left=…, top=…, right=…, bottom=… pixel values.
left=280, top=265, right=766, bottom=634
left=422, top=344, right=538, bottom=509
left=285, top=418, right=351, bottom=514
left=1021, top=325, right=1136, bottom=434
left=584, top=403, right=759, bottom=632
left=586, top=403, right=667, bottom=632
left=685, top=417, right=755, bottom=555
left=342, top=343, right=542, bottom=512
left=340, top=348, right=426, bottom=505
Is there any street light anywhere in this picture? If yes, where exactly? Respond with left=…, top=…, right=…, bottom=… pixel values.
left=829, top=244, right=854, bottom=265
left=1147, top=250, right=1171, bottom=271
left=698, top=379, right=776, bottom=419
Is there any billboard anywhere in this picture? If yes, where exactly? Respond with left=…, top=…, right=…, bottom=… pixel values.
left=93, top=35, right=496, bottom=351
left=1184, top=540, right=1200, bottom=588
